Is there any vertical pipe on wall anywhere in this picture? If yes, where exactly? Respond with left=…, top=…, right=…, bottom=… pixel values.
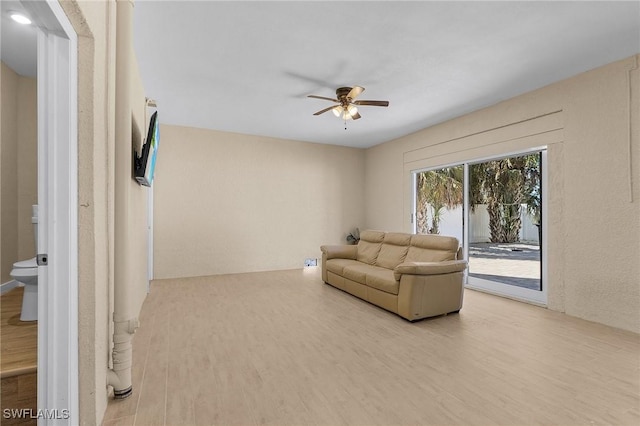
left=107, top=0, right=139, bottom=399
left=627, top=55, right=638, bottom=203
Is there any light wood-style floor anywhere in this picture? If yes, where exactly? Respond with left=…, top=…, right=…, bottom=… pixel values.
left=1, top=287, right=37, bottom=375
left=103, top=267, right=640, bottom=426
left=1, top=287, right=38, bottom=425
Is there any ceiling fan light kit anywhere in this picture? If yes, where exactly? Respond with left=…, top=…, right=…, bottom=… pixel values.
left=308, top=86, right=389, bottom=126
left=332, top=104, right=358, bottom=120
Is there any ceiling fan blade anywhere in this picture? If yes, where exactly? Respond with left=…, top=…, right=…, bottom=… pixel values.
left=308, top=95, right=339, bottom=102
left=351, top=111, right=362, bottom=120
left=347, top=86, right=364, bottom=100
left=353, top=100, right=389, bottom=107
left=313, top=105, right=339, bottom=116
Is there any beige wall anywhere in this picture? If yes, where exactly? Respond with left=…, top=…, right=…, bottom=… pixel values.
left=60, top=1, right=149, bottom=424
left=1, top=62, right=37, bottom=283
left=129, top=55, right=150, bottom=310
left=154, top=125, right=365, bottom=279
left=61, top=2, right=112, bottom=423
left=364, top=55, right=640, bottom=334
left=1, top=62, right=18, bottom=284
left=17, top=75, right=38, bottom=261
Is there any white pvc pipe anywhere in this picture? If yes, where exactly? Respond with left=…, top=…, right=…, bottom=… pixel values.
left=108, top=0, right=139, bottom=399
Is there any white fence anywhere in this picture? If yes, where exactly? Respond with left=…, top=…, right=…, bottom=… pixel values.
left=426, top=204, right=539, bottom=243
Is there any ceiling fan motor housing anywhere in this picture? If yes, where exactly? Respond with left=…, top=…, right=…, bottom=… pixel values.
left=336, top=87, right=353, bottom=100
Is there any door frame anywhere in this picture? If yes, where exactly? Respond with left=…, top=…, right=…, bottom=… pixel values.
left=411, top=148, right=548, bottom=306
left=24, top=0, right=79, bottom=422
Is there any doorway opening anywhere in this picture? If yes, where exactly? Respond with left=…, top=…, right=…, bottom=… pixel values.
left=5, top=0, right=80, bottom=422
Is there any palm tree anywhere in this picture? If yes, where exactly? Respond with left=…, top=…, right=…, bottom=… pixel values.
left=470, top=154, right=540, bottom=243
left=416, top=167, right=464, bottom=234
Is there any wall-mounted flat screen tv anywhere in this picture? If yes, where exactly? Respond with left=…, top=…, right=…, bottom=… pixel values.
left=135, top=111, right=159, bottom=187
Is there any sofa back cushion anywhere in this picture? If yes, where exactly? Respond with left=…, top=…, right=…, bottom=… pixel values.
left=356, top=230, right=385, bottom=265
left=406, top=234, right=459, bottom=262
left=376, top=232, right=411, bottom=269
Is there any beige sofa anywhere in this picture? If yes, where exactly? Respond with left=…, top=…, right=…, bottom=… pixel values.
left=321, top=230, right=467, bottom=321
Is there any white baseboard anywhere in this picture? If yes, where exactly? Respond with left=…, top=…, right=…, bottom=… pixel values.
left=1, top=280, right=21, bottom=295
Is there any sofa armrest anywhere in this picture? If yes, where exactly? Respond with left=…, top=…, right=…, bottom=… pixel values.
left=394, top=260, right=467, bottom=280
left=320, top=244, right=357, bottom=260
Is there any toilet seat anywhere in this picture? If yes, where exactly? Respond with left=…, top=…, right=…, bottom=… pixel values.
left=11, top=257, right=38, bottom=277
left=13, top=257, right=37, bottom=269
left=10, top=268, right=37, bottom=279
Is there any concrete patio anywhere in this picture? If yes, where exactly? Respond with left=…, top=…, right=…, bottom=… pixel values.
left=468, top=242, right=541, bottom=290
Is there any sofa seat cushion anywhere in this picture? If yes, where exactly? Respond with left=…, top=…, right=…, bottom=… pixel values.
left=342, top=264, right=400, bottom=295
left=325, top=258, right=362, bottom=276
left=342, top=264, right=372, bottom=284
left=365, top=268, right=400, bottom=295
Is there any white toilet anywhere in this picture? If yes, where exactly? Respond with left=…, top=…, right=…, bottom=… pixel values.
left=10, top=205, right=39, bottom=321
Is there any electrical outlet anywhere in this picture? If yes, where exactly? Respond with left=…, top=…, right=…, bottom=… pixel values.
left=304, top=258, right=317, bottom=267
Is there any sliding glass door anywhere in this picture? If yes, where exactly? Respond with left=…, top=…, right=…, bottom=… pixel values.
left=413, top=150, right=546, bottom=305
left=466, top=151, right=545, bottom=303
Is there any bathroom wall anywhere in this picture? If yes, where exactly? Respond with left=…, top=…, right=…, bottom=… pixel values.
left=1, top=62, right=19, bottom=284
left=153, top=125, right=365, bottom=279
left=364, top=55, right=640, bottom=334
left=17, top=73, right=38, bottom=261
left=0, top=61, right=37, bottom=284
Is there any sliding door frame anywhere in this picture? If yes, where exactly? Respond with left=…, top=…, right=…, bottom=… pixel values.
left=464, top=149, right=548, bottom=306
left=411, top=147, right=548, bottom=306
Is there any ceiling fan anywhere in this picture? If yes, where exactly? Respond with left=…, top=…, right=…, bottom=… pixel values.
left=308, top=86, right=389, bottom=121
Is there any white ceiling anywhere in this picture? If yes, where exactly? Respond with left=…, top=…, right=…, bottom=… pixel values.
left=133, top=1, right=639, bottom=148
left=1, top=0, right=37, bottom=78
left=2, top=2, right=638, bottom=148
